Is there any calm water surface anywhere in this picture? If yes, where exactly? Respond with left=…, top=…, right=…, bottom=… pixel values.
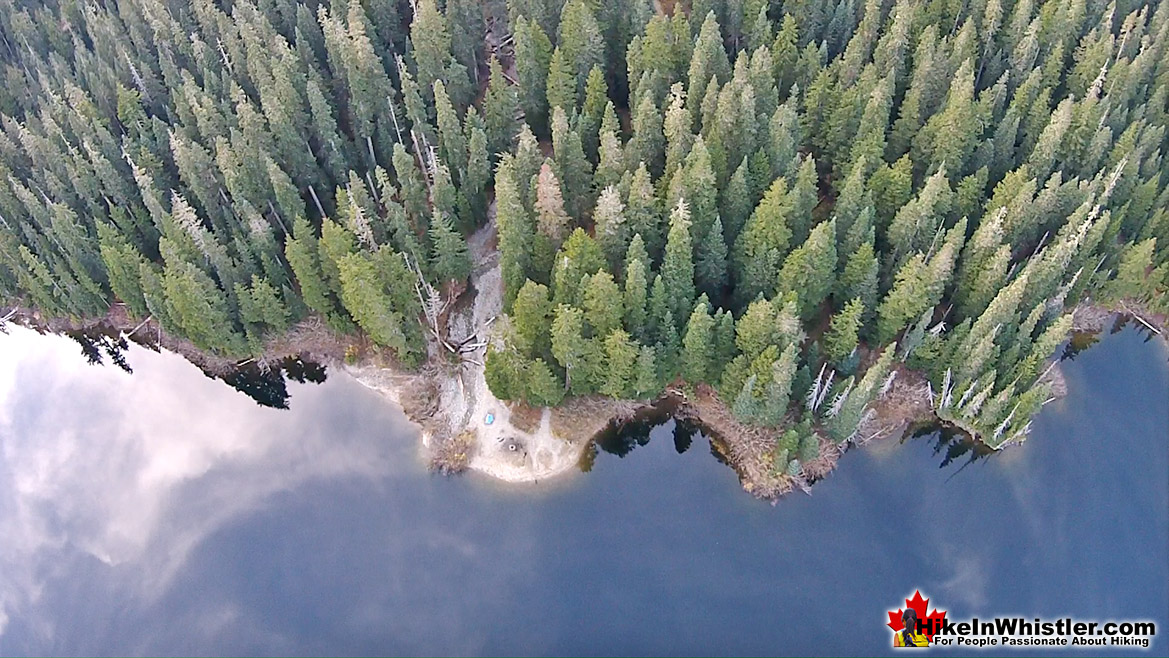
left=0, top=323, right=1165, bottom=656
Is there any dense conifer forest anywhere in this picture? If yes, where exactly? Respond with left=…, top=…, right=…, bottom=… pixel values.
left=0, top=0, right=1166, bottom=453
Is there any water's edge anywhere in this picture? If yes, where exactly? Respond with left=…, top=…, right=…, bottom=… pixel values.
left=3, top=302, right=1163, bottom=502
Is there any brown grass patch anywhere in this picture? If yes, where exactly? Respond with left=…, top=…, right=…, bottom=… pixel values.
left=432, top=430, right=474, bottom=474
left=507, top=400, right=543, bottom=433
left=398, top=373, right=440, bottom=429
left=858, top=365, right=932, bottom=444
left=801, top=437, right=844, bottom=482
left=550, top=395, right=647, bottom=443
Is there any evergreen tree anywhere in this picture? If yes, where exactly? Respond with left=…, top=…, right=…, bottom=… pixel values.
left=551, top=228, right=605, bottom=307
left=627, top=91, right=665, bottom=178
left=582, top=270, right=623, bottom=338
left=318, top=218, right=357, bottom=300
left=485, top=343, right=529, bottom=400
left=646, top=274, right=670, bottom=345
left=463, top=113, right=491, bottom=226
left=512, top=279, right=553, bottom=357
left=484, top=58, right=520, bottom=155
left=827, top=343, right=896, bottom=443
left=681, top=300, right=715, bottom=386
left=557, top=0, right=605, bottom=95
left=411, top=0, right=469, bottom=109
left=771, top=15, right=800, bottom=95
left=688, top=12, right=731, bottom=122
left=527, top=357, right=566, bottom=406
left=668, top=136, right=718, bottom=245
left=551, top=303, right=588, bottom=393
left=1105, top=239, right=1158, bottom=301
left=663, top=83, right=694, bottom=183
left=734, top=177, right=792, bottom=305
left=96, top=222, right=148, bottom=318
left=285, top=216, right=341, bottom=323
left=756, top=343, right=798, bottom=426
left=787, top=155, right=820, bottom=245
left=550, top=107, right=594, bottom=218
left=429, top=212, right=471, bottom=284
left=392, top=144, right=431, bottom=231
left=595, top=102, right=625, bottom=191
left=661, top=198, right=697, bottom=325
left=514, top=17, right=554, bottom=137
left=237, top=275, right=292, bottom=347
left=594, top=186, right=629, bottom=270
left=602, top=329, right=637, bottom=398
left=349, top=250, right=424, bottom=365
left=579, top=66, right=608, bottom=161
left=874, top=254, right=932, bottom=345
left=508, top=0, right=560, bottom=45
left=768, top=96, right=802, bottom=181
left=655, top=304, right=682, bottom=383
left=696, top=216, right=728, bottom=301
left=162, top=259, right=246, bottom=355
left=722, top=158, right=755, bottom=240
left=446, top=0, right=484, bottom=88
left=869, top=155, right=914, bottom=231
left=433, top=81, right=467, bottom=179
left=797, top=429, right=819, bottom=463
left=837, top=239, right=880, bottom=329
left=634, top=344, right=660, bottom=398
left=625, top=163, right=663, bottom=261
left=1026, top=97, right=1073, bottom=183
left=545, top=47, right=577, bottom=115
left=776, top=219, right=836, bottom=320
left=496, top=160, right=535, bottom=308
left=731, top=296, right=791, bottom=361
left=535, top=161, right=572, bottom=244
left=824, top=297, right=864, bottom=364
left=624, top=238, right=650, bottom=341
left=913, top=59, right=981, bottom=178
left=885, top=167, right=953, bottom=273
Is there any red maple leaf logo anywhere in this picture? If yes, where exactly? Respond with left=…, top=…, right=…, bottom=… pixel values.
left=888, top=590, right=947, bottom=641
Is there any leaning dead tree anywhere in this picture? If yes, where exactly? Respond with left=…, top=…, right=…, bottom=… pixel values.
left=407, top=253, right=453, bottom=349
left=405, top=254, right=494, bottom=364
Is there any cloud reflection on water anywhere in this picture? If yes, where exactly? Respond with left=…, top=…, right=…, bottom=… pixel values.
left=0, top=326, right=408, bottom=642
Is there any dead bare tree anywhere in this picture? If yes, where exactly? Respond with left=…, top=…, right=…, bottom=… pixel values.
left=406, top=253, right=454, bottom=350
left=0, top=306, right=15, bottom=332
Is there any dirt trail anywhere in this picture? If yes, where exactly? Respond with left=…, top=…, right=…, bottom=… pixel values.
left=350, top=212, right=591, bottom=482
left=458, top=216, right=591, bottom=481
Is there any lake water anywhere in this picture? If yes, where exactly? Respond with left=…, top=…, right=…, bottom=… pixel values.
left=0, top=322, right=1165, bottom=656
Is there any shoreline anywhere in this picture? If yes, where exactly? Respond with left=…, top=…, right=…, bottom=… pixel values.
left=2, top=299, right=1163, bottom=500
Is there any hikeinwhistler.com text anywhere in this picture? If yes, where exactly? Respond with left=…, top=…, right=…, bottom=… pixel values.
left=922, top=617, right=1156, bottom=649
